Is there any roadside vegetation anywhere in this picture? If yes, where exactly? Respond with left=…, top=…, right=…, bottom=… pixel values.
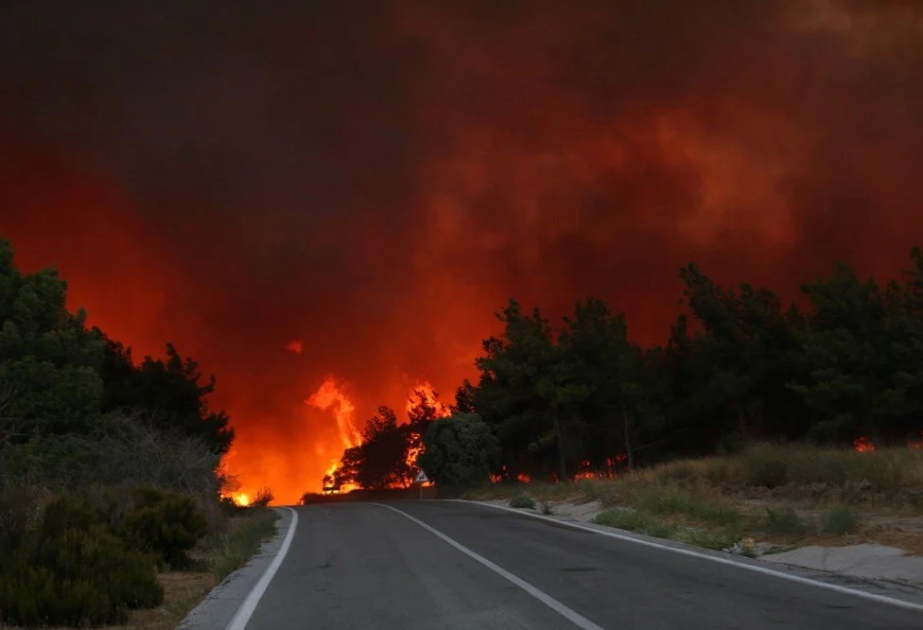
left=472, top=443, right=923, bottom=553
left=0, top=239, right=276, bottom=628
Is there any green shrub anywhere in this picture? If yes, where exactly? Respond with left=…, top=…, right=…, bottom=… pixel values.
left=763, top=507, right=811, bottom=535
left=0, top=526, right=162, bottom=627
left=824, top=505, right=860, bottom=534
left=117, top=488, right=208, bottom=568
left=0, top=486, right=44, bottom=557
left=509, top=495, right=535, bottom=509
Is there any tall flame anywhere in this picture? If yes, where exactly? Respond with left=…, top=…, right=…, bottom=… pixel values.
left=307, top=377, right=361, bottom=449
left=406, top=380, right=452, bottom=419
left=307, top=377, right=362, bottom=492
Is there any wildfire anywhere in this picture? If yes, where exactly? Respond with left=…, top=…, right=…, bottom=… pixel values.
left=286, top=339, right=304, bottom=354
left=307, top=377, right=361, bottom=449
left=910, top=432, right=923, bottom=450
left=854, top=436, right=875, bottom=453
left=406, top=381, right=452, bottom=418
left=235, top=493, right=251, bottom=507
left=308, top=377, right=362, bottom=493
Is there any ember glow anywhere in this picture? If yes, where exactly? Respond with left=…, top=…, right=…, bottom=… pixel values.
left=854, top=437, right=876, bottom=453
left=2, top=2, right=923, bottom=503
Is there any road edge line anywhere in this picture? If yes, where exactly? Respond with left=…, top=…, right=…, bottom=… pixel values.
left=374, top=503, right=604, bottom=630
left=460, top=500, right=923, bottom=613
left=226, top=506, right=299, bottom=630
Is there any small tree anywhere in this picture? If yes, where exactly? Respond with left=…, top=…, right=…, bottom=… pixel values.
left=418, top=413, right=500, bottom=489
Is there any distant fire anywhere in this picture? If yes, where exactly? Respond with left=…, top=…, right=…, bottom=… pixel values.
left=235, top=493, right=251, bottom=507
left=286, top=339, right=304, bottom=354
left=406, top=381, right=451, bottom=418
left=307, top=377, right=362, bottom=492
left=307, top=377, right=361, bottom=450
left=908, top=432, right=923, bottom=450
left=854, top=436, right=875, bottom=453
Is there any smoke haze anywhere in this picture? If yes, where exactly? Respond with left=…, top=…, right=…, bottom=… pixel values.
left=2, top=0, right=922, bottom=501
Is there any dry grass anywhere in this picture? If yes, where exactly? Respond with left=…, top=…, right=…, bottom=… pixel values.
left=469, top=445, right=923, bottom=553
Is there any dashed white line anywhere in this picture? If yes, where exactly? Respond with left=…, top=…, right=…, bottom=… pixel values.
left=375, top=503, right=605, bottom=630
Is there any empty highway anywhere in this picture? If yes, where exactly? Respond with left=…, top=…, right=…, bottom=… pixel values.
left=239, top=501, right=922, bottom=629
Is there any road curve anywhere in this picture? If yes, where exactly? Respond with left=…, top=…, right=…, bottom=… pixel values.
left=244, top=501, right=921, bottom=629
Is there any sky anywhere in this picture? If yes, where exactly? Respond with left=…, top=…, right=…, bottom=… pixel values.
left=2, top=0, right=923, bottom=503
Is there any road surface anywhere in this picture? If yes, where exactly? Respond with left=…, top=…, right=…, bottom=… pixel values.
left=242, top=501, right=921, bottom=629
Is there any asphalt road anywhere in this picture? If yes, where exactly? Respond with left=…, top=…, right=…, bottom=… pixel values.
left=244, top=501, right=922, bottom=629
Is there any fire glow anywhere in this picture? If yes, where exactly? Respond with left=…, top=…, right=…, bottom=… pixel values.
left=4, top=1, right=923, bottom=507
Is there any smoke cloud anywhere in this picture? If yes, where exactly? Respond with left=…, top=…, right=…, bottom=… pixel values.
left=2, top=0, right=922, bottom=502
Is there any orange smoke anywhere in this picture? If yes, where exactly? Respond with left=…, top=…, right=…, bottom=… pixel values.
left=286, top=340, right=304, bottom=354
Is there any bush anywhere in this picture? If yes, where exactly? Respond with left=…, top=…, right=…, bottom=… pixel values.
left=252, top=487, right=274, bottom=508
left=0, top=486, right=45, bottom=557
left=418, top=413, right=500, bottom=489
left=824, top=505, right=860, bottom=534
left=509, top=495, right=536, bottom=509
left=0, top=524, right=162, bottom=627
left=763, top=507, right=811, bottom=535
left=117, top=487, right=208, bottom=569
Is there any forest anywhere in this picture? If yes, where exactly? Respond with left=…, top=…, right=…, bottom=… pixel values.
left=324, top=249, right=923, bottom=492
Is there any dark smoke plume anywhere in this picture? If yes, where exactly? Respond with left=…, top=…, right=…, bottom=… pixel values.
left=2, top=1, right=922, bottom=501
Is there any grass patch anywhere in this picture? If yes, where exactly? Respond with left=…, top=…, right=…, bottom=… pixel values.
left=762, top=507, right=812, bottom=536
left=509, top=494, right=536, bottom=509
left=679, top=527, right=743, bottom=551
left=594, top=508, right=658, bottom=533
left=206, top=508, right=279, bottom=581
left=824, top=505, right=860, bottom=534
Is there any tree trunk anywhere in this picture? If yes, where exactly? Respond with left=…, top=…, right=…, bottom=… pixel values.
left=623, top=411, right=634, bottom=470
left=552, top=413, right=568, bottom=481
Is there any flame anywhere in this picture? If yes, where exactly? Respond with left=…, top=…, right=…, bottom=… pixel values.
left=516, top=472, right=531, bottom=483
left=307, top=377, right=361, bottom=450
left=908, top=431, right=923, bottom=450
left=854, top=436, right=875, bottom=453
left=406, top=381, right=452, bottom=418
left=235, top=493, right=251, bottom=507
left=308, top=377, right=362, bottom=492
left=286, top=339, right=304, bottom=354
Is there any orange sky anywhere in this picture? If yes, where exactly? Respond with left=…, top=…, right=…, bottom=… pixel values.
left=2, top=1, right=923, bottom=503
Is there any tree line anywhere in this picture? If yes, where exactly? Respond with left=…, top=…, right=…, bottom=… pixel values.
left=0, top=238, right=233, bottom=488
left=326, top=249, right=923, bottom=491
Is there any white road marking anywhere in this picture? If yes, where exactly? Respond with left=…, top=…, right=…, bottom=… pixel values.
left=226, top=507, right=299, bottom=630
left=375, top=503, right=605, bottom=630
left=465, top=500, right=923, bottom=613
